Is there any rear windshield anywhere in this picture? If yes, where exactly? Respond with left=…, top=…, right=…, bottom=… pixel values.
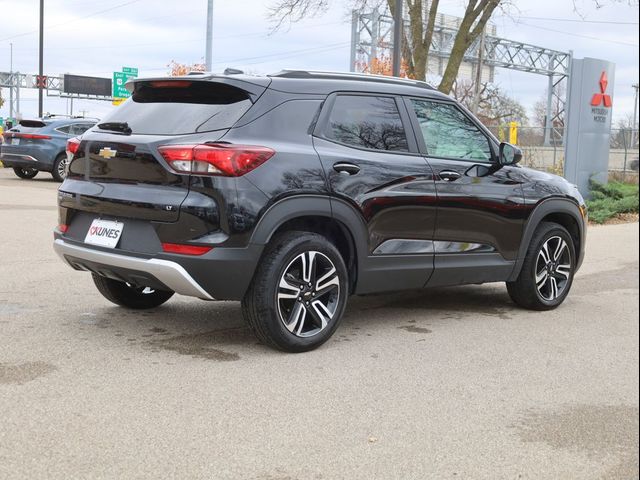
left=97, top=81, right=253, bottom=135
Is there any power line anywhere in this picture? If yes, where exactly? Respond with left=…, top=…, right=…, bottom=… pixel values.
left=518, top=21, right=639, bottom=47
left=0, top=0, right=145, bottom=42
left=517, top=16, right=639, bottom=25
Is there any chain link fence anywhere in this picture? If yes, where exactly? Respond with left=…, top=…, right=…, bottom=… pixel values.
left=486, top=125, right=639, bottom=183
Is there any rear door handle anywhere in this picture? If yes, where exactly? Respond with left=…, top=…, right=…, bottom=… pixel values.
left=333, top=162, right=360, bottom=175
left=439, top=170, right=462, bottom=182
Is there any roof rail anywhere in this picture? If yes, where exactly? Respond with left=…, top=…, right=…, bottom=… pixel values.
left=270, top=69, right=435, bottom=90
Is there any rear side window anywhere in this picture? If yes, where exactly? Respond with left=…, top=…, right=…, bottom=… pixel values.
left=70, top=123, right=93, bottom=135
left=324, top=95, right=409, bottom=152
left=97, top=81, right=253, bottom=135
left=55, top=125, right=72, bottom=134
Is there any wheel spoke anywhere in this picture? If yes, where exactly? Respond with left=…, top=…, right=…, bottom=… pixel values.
left=278, top=275, right=300, bottom=301
left=549, top=277, right=559, bottom=300
left=315, top=266, right=339, bottom=295
left=553, top=239, right=567, bottom=262
left=310, top=300, right=332, bottom=330
left=300, top=251, right=317, bottom=284
left=539, top=243, right=551, bottom=264
left=555, top=263, right=571, bottom=279
left=536, top=269, right=548, bottom=288
left=284, top=301, right=307, bottom=334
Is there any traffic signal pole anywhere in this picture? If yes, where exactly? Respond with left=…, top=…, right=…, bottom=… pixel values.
left=38, top=0, right=44, bottom=117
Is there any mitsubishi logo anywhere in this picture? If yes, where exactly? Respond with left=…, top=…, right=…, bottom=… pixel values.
left=98, top=147, right=117, bottom=159
left=591, top=71, right=612, bottom=107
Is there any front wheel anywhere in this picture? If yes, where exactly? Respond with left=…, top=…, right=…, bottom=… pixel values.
left=13, top=167, right=38, bottom=179
left=507, top=222, right=576, bottom=310
left=92, top=273, right=174, bottom=309
left=242, top=231, right=348, bottom=352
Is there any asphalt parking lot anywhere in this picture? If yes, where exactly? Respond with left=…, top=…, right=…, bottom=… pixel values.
left=0, top=167, right=638, bottom=480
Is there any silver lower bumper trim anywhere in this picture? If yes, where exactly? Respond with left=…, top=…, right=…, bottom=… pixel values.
left=1, top=153, right=39, bottom=162
left=53, top=239, right=213, bottom=300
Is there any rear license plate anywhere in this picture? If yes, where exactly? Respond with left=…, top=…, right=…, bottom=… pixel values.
left=10, top=138, right=20, bottom=145
left=85, top=219, right=124, bottom=249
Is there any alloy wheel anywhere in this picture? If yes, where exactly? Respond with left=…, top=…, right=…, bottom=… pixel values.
left=57, top=158, right=68, bottom=180
left=276, top=251, right=341, bottom=338
left=535, top=236, right=572, bottom=301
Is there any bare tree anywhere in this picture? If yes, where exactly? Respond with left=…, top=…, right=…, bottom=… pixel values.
left=452, top=79, right=528, bottom=127
left=268, top=0, right=504, bottom=94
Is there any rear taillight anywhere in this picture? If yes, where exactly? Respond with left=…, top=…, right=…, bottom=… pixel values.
left=161, top=243, right=212, bottom=255
left=58, top=224, right=69, bottom=233
left=67, top=137, right=81, bottom=155
left=158, top=143, right=275, bottom=177
left=16, top=133, right=52, bottom=140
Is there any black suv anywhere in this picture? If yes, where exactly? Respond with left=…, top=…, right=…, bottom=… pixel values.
left=53, top=71, right=587, bottom=352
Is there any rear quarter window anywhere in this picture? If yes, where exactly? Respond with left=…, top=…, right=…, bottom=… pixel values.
left=97, top=80, right=253, bottom=135
left=323, top=95, right=409, bottom=152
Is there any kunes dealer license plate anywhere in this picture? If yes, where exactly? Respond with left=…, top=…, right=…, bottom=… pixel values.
left=84, top=219, right=124, bottom=248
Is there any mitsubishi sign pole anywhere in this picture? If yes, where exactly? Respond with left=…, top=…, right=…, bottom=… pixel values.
left=564, top=58, right=616, bottom=198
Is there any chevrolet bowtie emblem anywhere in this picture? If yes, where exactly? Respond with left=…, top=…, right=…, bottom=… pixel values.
left=98, top=147, right=117, bottom=159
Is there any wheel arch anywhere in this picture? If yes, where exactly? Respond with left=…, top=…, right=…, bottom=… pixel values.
left=249, top=196, right=369, bottom=294
left=509, top=197, right=586, bottom=281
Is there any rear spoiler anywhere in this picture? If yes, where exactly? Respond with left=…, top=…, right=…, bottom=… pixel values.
left=19, top=120, right=48, bottom=128
left=125, top=75, right=272, bottom=102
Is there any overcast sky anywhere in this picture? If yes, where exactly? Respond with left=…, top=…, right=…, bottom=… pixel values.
left=0, top=0, right=638, bottom=125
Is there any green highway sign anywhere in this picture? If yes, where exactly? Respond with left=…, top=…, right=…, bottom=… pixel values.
left=112, top=71, right=132, bottom=98
left=122, top=66, right=138, bottom=76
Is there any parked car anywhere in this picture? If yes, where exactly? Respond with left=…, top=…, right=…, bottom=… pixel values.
left=53, top=71, right=587, bottom=352
left=1, top=116, right=97, bottom=181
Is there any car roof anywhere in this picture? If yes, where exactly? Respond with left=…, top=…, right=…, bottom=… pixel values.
left=131, top=70, right=452, bottom=100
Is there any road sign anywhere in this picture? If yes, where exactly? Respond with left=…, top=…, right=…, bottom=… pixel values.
left=112, top=98, right=125, bottom=106
left=122, top=67, right=138, bottom=76
left=112, top=71, right=134, bottom=98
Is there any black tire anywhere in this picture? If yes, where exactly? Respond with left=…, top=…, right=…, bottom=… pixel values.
left=242, top=231, right=349, bottom=352
left=507, top=222, right=576, bottom=311
left=92, top=273, right=174, bottom=309
left=13, top=167, right=38, bottom=179
left=51, top=153, right=67, bottom=182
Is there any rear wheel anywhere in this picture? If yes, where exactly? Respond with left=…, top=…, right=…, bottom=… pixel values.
left=92, top=273, right=174, bottom=309
left=13, top=167, right=38, bottom=179
left=242, top=231, right=348, bottom=352
left=51, top=153, right=68, bottom=182
left=507, top=222, right=576, bottom=310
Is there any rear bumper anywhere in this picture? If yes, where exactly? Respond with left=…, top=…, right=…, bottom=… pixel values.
left=53, top=237, right=263, bottom=300
left=54, top=238, right=214, bottom=299
left=1, top=153, right=49, bottom=171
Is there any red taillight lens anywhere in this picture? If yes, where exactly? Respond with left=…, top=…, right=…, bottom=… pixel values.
left=17, top=133, right=52, bottom=140
left=158, top=143, right=275, bottom=177
left=161, top=243, right=212, bottom=255
left=67, top=137, right=81, bottom=155
left=58, top=224, right=69, bottom=233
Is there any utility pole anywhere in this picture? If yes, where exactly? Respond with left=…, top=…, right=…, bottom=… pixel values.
left=472, top=28, right=486, bottom=114
left=9, top=42, right=13, bottom=120
left=632, top=83, right=639, bottom=148
left=392, top=0, right=403, bottom=77
left=38, top=0, right=44, bottom=118
left=205, top=0, right=213, bottom=71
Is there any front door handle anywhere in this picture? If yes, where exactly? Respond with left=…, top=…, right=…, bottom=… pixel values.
left=439, top=170, right=462, bottom=182
left=333, top=162, right=360, bottom=175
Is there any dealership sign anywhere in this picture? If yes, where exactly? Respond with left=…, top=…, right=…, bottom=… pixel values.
left=564, top=58, right=615, bottom=198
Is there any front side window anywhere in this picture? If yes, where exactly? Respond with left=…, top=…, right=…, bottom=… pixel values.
left=410, top=99, right=492, bottom=162
left=325, top=95, right=409, bottom=152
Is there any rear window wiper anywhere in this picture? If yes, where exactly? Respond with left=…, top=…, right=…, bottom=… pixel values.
left=97, top=122, right=132, bottom=135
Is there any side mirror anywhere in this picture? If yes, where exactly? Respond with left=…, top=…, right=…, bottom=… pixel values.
left=499, top=142, right=522, bottom=166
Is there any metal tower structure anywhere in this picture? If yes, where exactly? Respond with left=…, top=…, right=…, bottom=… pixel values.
left=350, top=9, right=572, bottom=145
left=1, top=71, right=114, bottom=120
